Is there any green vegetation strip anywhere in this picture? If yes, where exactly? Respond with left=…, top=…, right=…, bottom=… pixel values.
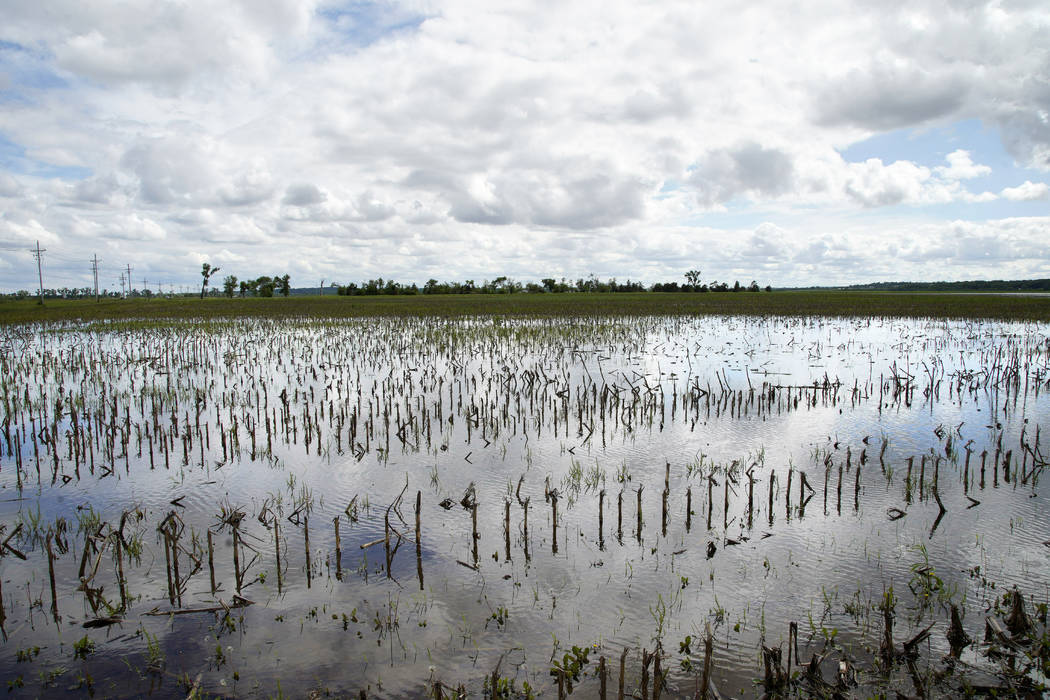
left=1, top=291, right=1048, bottom=325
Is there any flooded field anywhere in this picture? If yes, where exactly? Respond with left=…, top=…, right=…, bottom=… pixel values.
left=1, top=315, right=1049, bottom=698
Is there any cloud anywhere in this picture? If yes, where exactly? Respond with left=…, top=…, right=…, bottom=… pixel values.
left=0, top=216, right=60, bottom=245
left=120, top=136, right=219, bottom=205
left=354, top=191, right=395, bottom=222
left=2, top=1, right=316, bottom=91
left=1001, top=180, right=1050, bottom=201
left=688, top=143, right=795, bottom=207
left=996, top=110, right=1050, bottom=171
left=835, top=149, right=999, bottom=208
left=0, top=173, right=22, bottom=197
left=70, top=173, right=128, bottom=205
left=935, top=150, right=991, bottom=180
left=844, top=158, right=931, bottom=207
left=893, top=218, right=1050, bottom=264
left=74, top=212, right=168, bottom=241
left=738, top=223, right=791, bottom=260
left=282, top=183, right=326, bottom=206
left=419, top=160, right=647, bottom=230
left=815, top=62, right=968, bottom=131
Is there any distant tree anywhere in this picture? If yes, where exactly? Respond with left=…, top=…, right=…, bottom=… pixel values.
left=764, top=285, right=772, bottom=292
left=732, top=280, right=742, bottom=292
left=223, top=275, right=238, bottom=298
left=254, top=276, right=275, bottom=297
left=200, top=263, right=221, bottom=299
left=684, top=269, right=701, bottom=290
left=748, top=280, right=760, bottom=292
left=484, top=276, right=512, bottom=293
left=279, top=274, right=291, bottom=297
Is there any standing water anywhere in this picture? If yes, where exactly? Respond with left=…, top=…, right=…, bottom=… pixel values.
left=0, top=315, right=1048, bottom=698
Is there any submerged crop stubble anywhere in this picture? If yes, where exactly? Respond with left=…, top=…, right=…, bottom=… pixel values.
left=0, top=315, right=1048, bottom=697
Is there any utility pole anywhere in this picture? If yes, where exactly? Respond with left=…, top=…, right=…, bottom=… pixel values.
left=119, top=273, right=125, bottom=298
left=320, top=278, right=325, bottom=296
left=91, top=254, right=100, bottom=302
left=31, top=240, right=46, bottom=305
left=126, top=264, right=133, bottom=297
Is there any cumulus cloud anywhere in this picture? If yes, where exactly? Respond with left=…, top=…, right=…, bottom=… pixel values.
left=354, top=191, right=395, bottom=222
left=283, top=183, right=326, bottom=206
left=815, top=62, right=968, bottom=131
left=837, top=150, right=999, bottom=208
left=218, top=161, right=274, bottom=207
left=996, top=111, right=1050, bottom=171
left=0, top=217, right=60, bottom=245
left=738, top=223, right=791, bottom=260
left=935, top=150, right=991, bottom=180
left=415, top=160, right=647, bottom=230
left=893, top=218, right=1050, bottom=264
left=3, top=1, right=314, bottom=90
left=688, top=143, right=795, bottom=207
left=70, top=173, right=128, bottom=205
left=844, top=158, right=931, bottom=207
left=1001, top=180, right=1050, bottom=201
left=120, top=136, right=219, bottom=206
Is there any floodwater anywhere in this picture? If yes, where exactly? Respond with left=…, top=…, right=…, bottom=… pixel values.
left=0, top=315, right=1048, bottom=698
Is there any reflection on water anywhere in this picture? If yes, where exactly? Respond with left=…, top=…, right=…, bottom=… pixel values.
left=0, top=315, right=1048, bottom=697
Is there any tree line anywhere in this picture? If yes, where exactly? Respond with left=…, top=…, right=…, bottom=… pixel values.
left=337, top=271, right=771, bottom=296
left=843, top=279, right=1050, bottom=292
left=3, top=269, right=776, bottom=301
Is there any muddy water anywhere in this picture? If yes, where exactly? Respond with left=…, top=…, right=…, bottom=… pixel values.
left=0, top=315, right=1048, bottom=697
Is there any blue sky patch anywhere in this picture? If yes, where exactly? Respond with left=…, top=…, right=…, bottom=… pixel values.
left=841, top=119, right=1046, bottom=196
left=0, top=132, right=90, bottom=180
left=317, top=1, right=428, bottom=49
left=0, top=39, right=69, bottom=102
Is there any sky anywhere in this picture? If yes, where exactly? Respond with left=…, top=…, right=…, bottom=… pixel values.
left=0, top=0, right=1048, bottom=293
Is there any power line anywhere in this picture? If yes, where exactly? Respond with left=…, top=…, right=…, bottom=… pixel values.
left=30, top=240, right=45, bottom=305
